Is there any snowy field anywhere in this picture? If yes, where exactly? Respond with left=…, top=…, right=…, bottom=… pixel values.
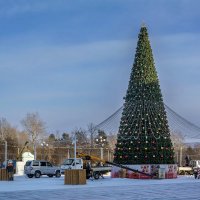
left=0, top=174, right=200, bottom=200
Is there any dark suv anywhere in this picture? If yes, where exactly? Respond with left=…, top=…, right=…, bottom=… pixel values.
left=24, top=160, right=61, bottom=178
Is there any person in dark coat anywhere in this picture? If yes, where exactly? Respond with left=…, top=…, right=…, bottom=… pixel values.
left=185, top=155, right=190, bottom=167
left=6, top=160, right=14, bottom=181
left=85, top=162, right=92, bottom=179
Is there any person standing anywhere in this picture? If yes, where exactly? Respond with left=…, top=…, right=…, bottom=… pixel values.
left=6, top=160, right=14, bottom=181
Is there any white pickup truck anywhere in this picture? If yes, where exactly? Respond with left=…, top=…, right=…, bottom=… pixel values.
left=178, top=160, right=200, bottom=175
left=60, top=158, right=112, bottom=179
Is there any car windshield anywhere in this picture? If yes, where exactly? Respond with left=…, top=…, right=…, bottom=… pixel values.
left=62, top=159, right=74, bottom=165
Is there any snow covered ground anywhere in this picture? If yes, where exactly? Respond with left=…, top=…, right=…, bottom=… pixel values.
left=0, top=174, right=200, bottom=199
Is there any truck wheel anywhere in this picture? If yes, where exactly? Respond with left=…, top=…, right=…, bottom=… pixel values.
left=27, top=174, right=33, bottom=178
left=55, top=171, right=61, bottom=178
left=35, top=171, right=41, bottom=178
left=93, top=172, right=100, bottom=180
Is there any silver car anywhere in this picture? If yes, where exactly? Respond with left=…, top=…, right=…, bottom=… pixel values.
left=24, top=160, right=61, bottom=178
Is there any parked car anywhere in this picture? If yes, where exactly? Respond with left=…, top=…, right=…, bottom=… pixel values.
left=24, top=160, right=61, bottom=178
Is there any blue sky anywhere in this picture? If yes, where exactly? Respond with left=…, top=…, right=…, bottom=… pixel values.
left=0, top=0, right=200, bottom=133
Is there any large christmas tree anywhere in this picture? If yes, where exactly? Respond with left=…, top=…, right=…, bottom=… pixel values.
left=114, top=26, right=175, bottom=165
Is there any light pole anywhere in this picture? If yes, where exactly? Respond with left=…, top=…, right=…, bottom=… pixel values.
left=72, top=134, right=77, bottom=169
left=0, top=120, right=8, bottom=167
left=41, top=141, right=48, bottom=160
left=180, top=146, right=183, bottom=167
left=96, top=136, right=106, bottom=160
left=4, top=140, right=7, bottom=167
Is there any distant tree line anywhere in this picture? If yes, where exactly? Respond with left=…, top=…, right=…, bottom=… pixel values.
left=1, top=112, right=199, bottom=166
left=0, top=113, right=117, bottom=165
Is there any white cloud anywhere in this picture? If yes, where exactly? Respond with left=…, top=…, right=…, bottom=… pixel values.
left=0, top=39, right=135, bottom=72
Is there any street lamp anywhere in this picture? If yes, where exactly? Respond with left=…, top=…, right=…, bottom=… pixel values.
left=96, top=136, right=106, bottom=160
left=41, top=141, right=48, bottom=160
left=72, top=133, right=77, bottom=169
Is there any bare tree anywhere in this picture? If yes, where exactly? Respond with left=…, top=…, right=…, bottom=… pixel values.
left=21, top=112, right=46, bottom=159
left=0, top=118, right=19, bottom=163
left=0, top=118, right=9, bottom=163
left=87, top=123, right=97, bottom=148
left=170, top=131, right=185, bottom=165
left=71, top=128, right=88, bottom=147
left=0, top=118, right=9, bottom=140
left=170, top=131, right=185, bottom=146
left=17, top=131, right=29, bottom=146
left=107, top=133, right=117, bottom=150
left=61, top=132, right=71, bottom=145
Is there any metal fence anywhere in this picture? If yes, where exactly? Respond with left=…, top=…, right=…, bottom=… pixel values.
left=0, top=144, right=114, bottom=166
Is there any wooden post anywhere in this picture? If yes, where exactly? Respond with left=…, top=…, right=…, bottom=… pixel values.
left=0, top=169, right=9, bottom=181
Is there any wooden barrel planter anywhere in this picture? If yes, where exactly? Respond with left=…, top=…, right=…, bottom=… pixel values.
left=64, top=169, right=86, bottom=185
left=0, top=169, right=9, bottom=181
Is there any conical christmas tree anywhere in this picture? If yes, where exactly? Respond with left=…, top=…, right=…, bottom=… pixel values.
left=114, top=26, right=175, bottom=165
